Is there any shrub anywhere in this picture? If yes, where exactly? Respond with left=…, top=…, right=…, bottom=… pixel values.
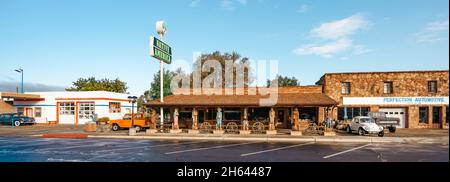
left=97, top=117, right=110, bottom=123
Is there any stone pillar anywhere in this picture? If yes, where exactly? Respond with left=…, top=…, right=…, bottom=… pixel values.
left=428, top=106, right=433, bottom=128
left=318, top=107, right=325, bottom=124
left=292, top=108, right=300, bottom=131
left=441, top=106, right=447, bottom=128
left=408, top=106, right=419, bottom=129
left=370, top=105, right=380, bottom=113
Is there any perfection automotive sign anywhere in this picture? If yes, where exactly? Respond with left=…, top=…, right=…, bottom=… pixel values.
left=343, top=97, right=450, bottom=105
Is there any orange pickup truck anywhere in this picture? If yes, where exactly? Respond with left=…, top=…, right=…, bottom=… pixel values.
left=109, top=113, right=149, bottom=132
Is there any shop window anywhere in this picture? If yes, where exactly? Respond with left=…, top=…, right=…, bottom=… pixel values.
left=419, top=107, right=428, bottom=123
left=428, top=81, right=438, bottom=93
left=59, top=102, right=75, bottom=115
left=337, top=107, right=370, bottom=120
left=432, top=107, right=441, bottom=123
left=205, top=108, right=217, bottom=120
left=109, top=102, right=121, bottom=113
left=341, top=82, right=351, bottom=94
left=299, top=107, right=318, bottom=121
left=17, top=107, right=24, bottom=115
left=179, top=111, right=192, bottom=120
left=35, top=107, right=42, bottom=118
left=248, top=108, right=269, bottom=121
left=78, top=102, right=95, bottom=119
left=224, top=108, right=241, bottom=121
left=383, top=82, right=393, bottom=94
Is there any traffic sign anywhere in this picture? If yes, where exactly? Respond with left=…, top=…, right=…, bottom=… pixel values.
left=150, top=36, right=172, bottom=64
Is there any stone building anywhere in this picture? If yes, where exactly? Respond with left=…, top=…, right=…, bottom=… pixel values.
left=316, top=70, right=449, bottom=128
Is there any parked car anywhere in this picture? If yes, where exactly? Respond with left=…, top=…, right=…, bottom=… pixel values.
left=109, top=113, right=149, bottom=132
left=369, top=112, right=399, bottom=133
left=0, top=113, right=36, bottom=127
left=346, top=116, right=384, bottom=137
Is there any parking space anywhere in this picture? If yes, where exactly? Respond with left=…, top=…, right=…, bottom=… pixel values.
left=0, top=136, right=448, bottom=162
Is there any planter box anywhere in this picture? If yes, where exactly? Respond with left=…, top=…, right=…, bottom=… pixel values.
left=188, top=130, right=199, bottom=134
left=290, top=131, right=302, bottom=136
left=213, top=130, right=224, bottom=135
left=146, top=129, right=158, bottom=134
left=170, top=129, right=182, bottom=134
left=239, top=130, right=251, bottom=135
left=84, top=123, right=96, bottom=132
left=129, top=128, right=137, bottom=136
left=323, top=131, right=336, bottom=136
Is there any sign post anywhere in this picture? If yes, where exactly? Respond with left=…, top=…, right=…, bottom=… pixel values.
left=150, top=21, right=171, bottom=131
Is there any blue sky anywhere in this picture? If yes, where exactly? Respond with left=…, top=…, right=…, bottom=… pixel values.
left=0, top=0, right=448, bottom=96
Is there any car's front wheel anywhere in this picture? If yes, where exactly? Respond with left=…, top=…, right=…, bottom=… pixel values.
left=388, top=127, right=396, bottom=133
left=111, top=124, right=120, bottom=131
left=14, top=120, right=21, bottom=127
left=378, top=131, right=384, bottom=137
left=358, top=128, right=365, bottom=136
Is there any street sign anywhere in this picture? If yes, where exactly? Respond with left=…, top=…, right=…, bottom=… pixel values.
left=150, top=36, right=172, bottom=64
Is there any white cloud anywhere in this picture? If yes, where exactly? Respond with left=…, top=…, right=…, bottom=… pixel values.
left=293, top=13, right=370, bottom=58
left=311, top=14, right=367, bottom=40
left=415, top=20, right=449, bottom=43
left=293, top=39, right=352, bottom=58
left=297, top=4, right=309, bottom=13
left=189, top=0, right=200, bottom=7
left=220, top=0, right=235, bottom=10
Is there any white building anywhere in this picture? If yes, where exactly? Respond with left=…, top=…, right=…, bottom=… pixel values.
left=12, top=91, right=137, bottom=125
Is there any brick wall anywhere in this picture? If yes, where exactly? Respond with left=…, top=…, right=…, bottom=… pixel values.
left=320, top=70, right=449, bottom=103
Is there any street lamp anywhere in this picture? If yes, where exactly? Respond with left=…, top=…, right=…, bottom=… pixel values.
left=14, top=68, right=23, bottom=93
left=128, top=96, right=138, bottom=128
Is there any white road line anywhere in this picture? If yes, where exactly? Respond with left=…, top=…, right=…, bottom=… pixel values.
left=240, top=142, right=315, bottom=157
left=95, top=141, right=207, bottom=153
left=165, top=141, right=262, bottom=155
left=323, top=144, right=371, bottom=159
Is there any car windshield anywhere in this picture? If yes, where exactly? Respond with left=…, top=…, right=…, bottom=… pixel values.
left=359, top=118, right=374, bottom=123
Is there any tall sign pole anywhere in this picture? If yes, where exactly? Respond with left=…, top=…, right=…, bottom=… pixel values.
left=152, top=20, right=171, bottom=130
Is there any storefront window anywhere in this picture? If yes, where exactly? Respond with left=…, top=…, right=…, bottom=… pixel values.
left=109, top=102, right=121, bottom=113
left=248, top=108, right=269, bottom=121
left=299, top=107, right=317, bottom=121
left=59, top=102, right=75, bottom=115
left=338, top=107, right=370, bottom=120
left=419, top=107, right=428, bottom=123
left=205, top=108, right=217, bottom=120
left=78, top=102, right=95, bottom=119
left=432, top=107, right=441, bottom=123
left=35, top=107, right=42, bottom=118
left=17, top=107, right=24, bottom=115
left=446, top=106, right=449, bottom=124
left=341, top=82, right=351, bottom=94
left=223, top=108, right=241, bottom=121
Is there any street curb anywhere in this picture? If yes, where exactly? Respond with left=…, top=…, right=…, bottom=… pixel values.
left=86, top=135, right=412, bottom=143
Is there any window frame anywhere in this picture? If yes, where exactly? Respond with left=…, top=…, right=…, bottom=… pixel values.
left=427, top=80, right=438, bottom=93
left=78, top=102, right=95, bottom=119
left=59, top=102, right=75, bottom=115
left=35, top=107, right=42, bottom=118
left=341, top=82, right=351, bottom=95
left=109, top=102, right=121, bottom=113
left=383, top=81, right=393, bottom=94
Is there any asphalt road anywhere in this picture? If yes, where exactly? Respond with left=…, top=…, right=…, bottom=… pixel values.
left=0, top=136, right=448, bottom=162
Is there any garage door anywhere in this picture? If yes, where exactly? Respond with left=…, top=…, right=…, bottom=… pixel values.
left=379, top=108, right=406, bottom=128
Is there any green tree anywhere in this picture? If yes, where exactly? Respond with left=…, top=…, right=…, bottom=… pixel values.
left=150, top=70, right=175, bottom=100
left=66, top=77, right=128, bottom=93
left=193, top=51, right=254, bottom=87
left=267, top=75, right=300, bottom=87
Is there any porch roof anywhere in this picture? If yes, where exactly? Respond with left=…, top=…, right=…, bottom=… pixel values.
left=144, top=93, right=337, bottom=107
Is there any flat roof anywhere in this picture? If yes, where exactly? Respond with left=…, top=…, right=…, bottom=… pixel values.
left=0, top=92, right=41, bottom=99
left=322, top=70, right=448, bottom=76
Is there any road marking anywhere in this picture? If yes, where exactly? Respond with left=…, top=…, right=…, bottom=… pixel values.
left=240, top=142, right=315, bottom=157
left=165, top=141, right=262, bottom=155
left=37, top=143, right=116, bottom=151
left=95, top=141, right=207, bottom=153
left=323, top=143, right=371, bottom=159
